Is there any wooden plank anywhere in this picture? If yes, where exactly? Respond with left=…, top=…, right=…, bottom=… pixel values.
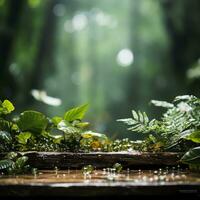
left=0, top=170, right=199, bottom=197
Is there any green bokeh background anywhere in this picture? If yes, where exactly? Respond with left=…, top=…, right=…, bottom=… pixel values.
left=0, top=0, right=200, bottom=139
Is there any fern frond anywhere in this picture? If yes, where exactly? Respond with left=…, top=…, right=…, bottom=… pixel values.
left=174, top=95, right=197, bottom=102
left=118, top=110, right=155, bottom=133
left=0, top=131, right=12, bottom=144
left=0, top=159, right=14, bottom=170
left=151, top=100, right=174, bottom=108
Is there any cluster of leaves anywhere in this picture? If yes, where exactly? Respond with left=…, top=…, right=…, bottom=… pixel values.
left=0, top=100, right=109, bottom=153
left=1, top=96, right=200, bottom=171
left=0, top=152, right=30, bottom=175
left=118, top=95, right=200, bottom=168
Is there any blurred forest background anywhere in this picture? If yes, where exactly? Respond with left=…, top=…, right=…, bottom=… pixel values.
left=0, top=0, right=200, bottom=139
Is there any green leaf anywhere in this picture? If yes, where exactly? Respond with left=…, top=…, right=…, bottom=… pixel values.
left=0, top=119, right=11, bottom=132
left=15, top=156, right=28, bottom=169
left=181, top=146, right=200, bottom=164
left=75, top=122, right=90, bottom=129
left=48, top=128, right=64, bottom=139
left=0, top=100, right=15, bottom=115
left=0, top=159, right=14, bottom=170
left=150, top=100, right=174, bottom=108
left=81, top=131, right=107, bottom=139
left=0, top=131, right=12, bottom=144
left=51, top=116, right=62, bottom=126
left=174, top=95, right=196, bottom=102
left=117, top=110, right=152, bottom=133
left=64, top=104, right=88, bottom=122
left=58, top=120, right=80, bottom=134
left=185, top=131, right=200, bottom=143
left=5, top=152, right=18, bottom=160
left=16, top=132, right=32, bottom=144
left=17, top=111, right=48, bottom=134
left=113, top=163, right=123, bottom=173
left=2, top=100, right=15, bottom=114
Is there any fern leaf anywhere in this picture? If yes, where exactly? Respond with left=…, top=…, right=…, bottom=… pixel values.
left=0, top=159, right=14, bottom=170
left=151, top=100, right=174, bottom=108
left=117, top=118, right=135, bottom=125
left=174, top=95, right=196, bottom=102
left=0, top=131, right=12, bottom=144
left=132, top=110, right=138, bottom=120
left=118, top=110, right=152, bottom=133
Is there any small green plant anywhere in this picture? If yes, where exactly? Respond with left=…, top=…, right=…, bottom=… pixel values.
left=0, top=99, right=109, bottom=153
left=113, top=163, right=122, bottom=173
left=0, top=152, right=30, bottom=175
left=81, top=165, right=94, bottom=175
left=118, top=95, right=200, bottom=167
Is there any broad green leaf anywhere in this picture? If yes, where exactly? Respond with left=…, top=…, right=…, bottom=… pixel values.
left=181, top=146, right=200, bottom=164
left=17, top=111, right=48, bottom=133
left=57, top=120, right=71, bottom=131
left=51, top=116, right=62, bottom=126
left=16, top=132, right=32, bottom=144
left=64, top=104, right=88, bottom=122
left=5, top=152, right=18, bottom=160
left=58, top=120, right=80, bottom=134
left=15, top=156, right=28, bottom=169
left=48, top=128, right=64, bottom=139
left=0, top=159, right=14, bottom=170
left=2, top=100, right=15, bottom=114
left=185, top=131, right=200, bottom=143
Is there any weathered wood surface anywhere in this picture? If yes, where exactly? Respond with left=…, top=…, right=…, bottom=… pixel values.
left=10, top=151, right=184, bottom=169
left=0, top=170, right=199, bottom=197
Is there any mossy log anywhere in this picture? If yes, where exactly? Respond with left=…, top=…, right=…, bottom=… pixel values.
left=0, top=151, right=183, bottom=169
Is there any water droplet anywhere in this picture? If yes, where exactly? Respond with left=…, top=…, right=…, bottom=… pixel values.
left=153, top=170, right=158, bottom=175
left=54, top=166, right=58, bottom=175
left=67, top=167, right=70, bottom=174
left=32, top=168, right=38, bottom=178
left=126, top=168, right=130, bottom=174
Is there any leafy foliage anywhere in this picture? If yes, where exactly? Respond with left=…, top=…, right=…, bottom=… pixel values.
left=118, top=95, right=200, bottom=167
left=113, top=163, right=123, bottom=173
left=16, top=132, right=32, bottom=145
left=0, top=159, right=14, bottom=170
left=117, top=111, right=160, bottom=134
left=118, top=95, right=200, bottom=148
left=17, top=111, right=48, bottom=134
left=0, top=100, right=15, bottom=115
left=181, top=147, right=200, bottom=165
left=80, top=131, right=110, bottom=152
left=0, top=131, right=12, bottom=152
left=64, top=104, right=88, bottom=122
left=0, top=152, right=30, bottom=174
